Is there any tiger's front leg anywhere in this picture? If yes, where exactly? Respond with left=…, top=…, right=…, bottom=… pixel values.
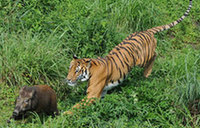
left=64, top=80, right=106, bottom=115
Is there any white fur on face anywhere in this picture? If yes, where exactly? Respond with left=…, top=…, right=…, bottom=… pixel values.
left=67, top=82, right=76, bottom=86
left=67, top=66, right=90, bottom=87
left=79, top=68, right=90, bottom=82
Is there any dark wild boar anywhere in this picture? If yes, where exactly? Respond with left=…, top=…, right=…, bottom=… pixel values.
left=7, top=85, right=59, bottom=123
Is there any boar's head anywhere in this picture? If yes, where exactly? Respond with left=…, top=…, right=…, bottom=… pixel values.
left=12, top=86, right=36, bottom=119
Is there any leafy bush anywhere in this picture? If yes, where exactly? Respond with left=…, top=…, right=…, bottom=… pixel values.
left=1, top=32, right=68, bottom=86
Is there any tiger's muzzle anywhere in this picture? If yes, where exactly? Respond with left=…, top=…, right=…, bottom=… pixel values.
left=63, top=79, right=77, bottom=86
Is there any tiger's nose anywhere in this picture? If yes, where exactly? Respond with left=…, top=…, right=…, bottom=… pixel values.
left=62, top=78, right=69, bottom=84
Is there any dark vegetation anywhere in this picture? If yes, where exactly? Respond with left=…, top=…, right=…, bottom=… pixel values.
left=0, top=0, right=200, bottom=127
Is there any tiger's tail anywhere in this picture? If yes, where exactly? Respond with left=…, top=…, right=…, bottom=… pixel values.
left=147, top=0, right=192, bottom=34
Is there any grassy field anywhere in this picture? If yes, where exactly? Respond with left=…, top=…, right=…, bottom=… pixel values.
left=0, top=0, right=200, bottom=127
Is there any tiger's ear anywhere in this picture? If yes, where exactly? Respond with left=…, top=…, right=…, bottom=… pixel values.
left=73, top=55, right=78, bottom=59
left=86, top=60, right=91, bottom=68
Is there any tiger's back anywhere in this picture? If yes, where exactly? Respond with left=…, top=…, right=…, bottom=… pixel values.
left=109, top=31, right=157, bottom=68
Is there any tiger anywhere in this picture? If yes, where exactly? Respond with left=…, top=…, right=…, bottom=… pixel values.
left=64, top=0, right=192, bottom=115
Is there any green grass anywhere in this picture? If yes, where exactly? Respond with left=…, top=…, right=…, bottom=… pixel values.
left=0, top=0, right=200, bottom=127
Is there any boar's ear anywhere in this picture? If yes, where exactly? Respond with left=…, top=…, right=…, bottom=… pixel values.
left=19, top=86, right=27, bottom=94
left=29, top=89, right=36, bottom=99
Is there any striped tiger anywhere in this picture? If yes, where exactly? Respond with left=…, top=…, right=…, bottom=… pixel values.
left=64, top=0, right=192, bottom=114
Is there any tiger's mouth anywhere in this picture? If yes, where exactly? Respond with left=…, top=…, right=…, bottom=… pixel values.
left=66, top=80, right=77, bottom=86
left=63, top=78, right=77, bottom=86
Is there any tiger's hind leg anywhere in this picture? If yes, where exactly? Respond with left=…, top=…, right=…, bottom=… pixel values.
left=143, top=53, right=157, bottom=78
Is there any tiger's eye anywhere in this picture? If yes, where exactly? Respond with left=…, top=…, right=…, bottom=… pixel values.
left=75, top=66, right=80, bottom=73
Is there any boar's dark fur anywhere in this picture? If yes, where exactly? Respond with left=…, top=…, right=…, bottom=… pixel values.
left=8, top=85, right=59, bottom=123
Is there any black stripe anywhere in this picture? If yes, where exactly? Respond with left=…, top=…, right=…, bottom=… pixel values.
left=101, top=57, right=108, bottom=66
left=180, top=17, right=183, bottom=21
left=122, top=51, right=130, bottom=63
left=118, top=50, right=130, bottom=72
left=143, top=31, right=155, bottom=44
left=125, top=41, right=141, bottom=57
left=81, top=68, right=84, bottom=74
left=144, top=31, right=154, bottom=61
left=117, top=50, right=126, bottom=62
left=124, top=45, right=136, bottom=65
left=89, top=75, right=91, bottom=79
left=121, top=42, right=138, bottom=66
left=125, top=46, right=136, bottom=56
left=118, top=80, right=121, bottom=84
left=125, top=46, right=137, bottom=65
left=112, top=52, right=125, bottom=68
left=144, top=31, right=152, bottom=37
left=132, top=39, right=144, bottom=60
left=150, top=29, right=157, bottom=33
left=163, top=26, right=167, bottom=31
left=126, top=46, right=138, bottom=65
left=110, top=56, right=119, bottom=70
left=121, top=42, right=136, bottom=53
left=107, top=56, right=114, bottom=73
left=139, top=33, right=149, bottom=43
left=116, top=47, right=120, bottom=50
left=132, top=38, right=144, bottom=50
left=119, top=46, right=132, bottom=58
left=104, top=57, right=110, bottom=83
left=169, top=23, right=173, bottom=28
left=177, top=19, right=181, bottom=23
left=126, top=32, right=138, bottom=40
left=92, top=60, right=97, bottom=66
left=117, top=50, right=127, bottom=62
left=132, top=53, right=136, bottom=66
left=152, top=28, right=159, bottom=32
left=137, top=34, right=145, bottom=42
left=119, top=47, right=133, bottom=67
left=123, top=73, right=126, bottom=80
left=141, top=32, right=152, bottom=65
left=123, top=59, right=130, bottom=72
left=96, top=59, right=101, bottom=65
left=119, top=68, right=122, bottom=78
left=130, top=32, right=138, bottom=39
left=137, top=34, right=147, bottom=65
left=148, top=30, right=155, bottom=34
left=97, top=58, right=106, bottom=65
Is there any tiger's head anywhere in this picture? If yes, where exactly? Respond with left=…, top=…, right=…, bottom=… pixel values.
left=65, top=55, right=91, bottom=86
